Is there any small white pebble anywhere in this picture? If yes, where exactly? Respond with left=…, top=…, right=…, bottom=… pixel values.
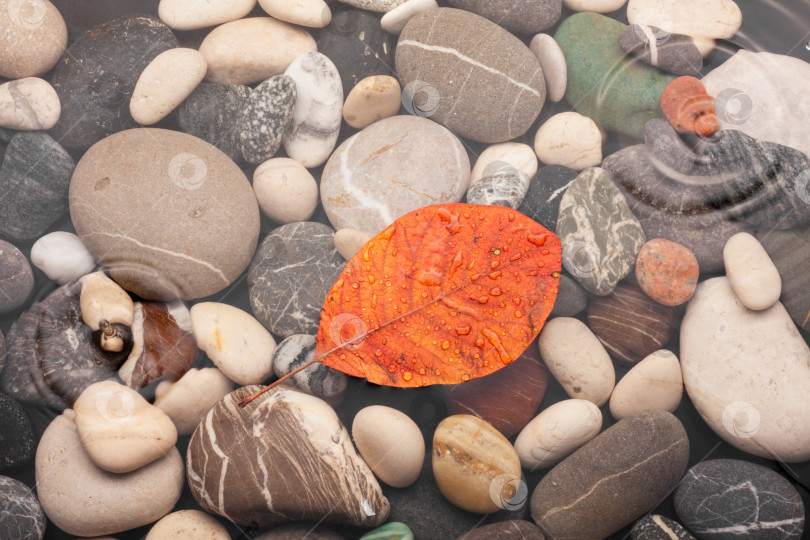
left=31, top=231, right=95, bottom=284
left=334, top=228, right=370, bottom=261
left=724, top=232, right=782, bottom=310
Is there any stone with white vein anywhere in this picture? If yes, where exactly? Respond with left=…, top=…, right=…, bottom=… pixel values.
left=0, top=78, right=60, bottom=130
left=381, top=0, right=437, bottom=34
left=158, top=0, right=257, bottom=30
left=130, top=48, right=207, bottom=126
left=30, top=231, right=95, bottom=285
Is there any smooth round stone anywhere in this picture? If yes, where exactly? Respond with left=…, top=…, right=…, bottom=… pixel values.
left=0, top=77, right=60, bottom=130
left=470, top=143, right=538, bottom=186
left=70, top=128, right=260, bottom=301
left=146, top=510, right=230, bottom=540
left=661, top=76, right=718, bottom=137
left=549, top=274, right=587, bottom=317
left=531, top=411, right=690, bottom=539
left=537, top=317, right=615, bottom=406
left=334, top=228, right=370, bottom=261
left=564, top=0, right=626, bottom=11
left=610, top=350, right=683, bottom=420
left=466, top=169, right=530, bottom=209
left=724, top=232, right=781, bottom=311
left=239, top=74, right=297, bottom=164
left=380, top=0, right=437, bottom=34
left=0, top=0, right=66, bottom=78
left=283, top=51, right=343, bottom=168
left=0, top=393, right=35, bottom=471
left=627, top=0, right=742, bottom=39
left=0, top=476, right=46, bottom=540
left=321, top=115, right=469, bottom=236
left=352, top=405, right=425, bottom=488
left=36, top=409, right=184, bottom=537
left=635, top=238, right=699, bottom=306
left=681, top=277, right=810, bottom=462
left=454, top=520, right=545, bottom=540
left=529, top=34, right=567, bottom=103
left=336, top=0, right=407, bottom=12
left=30, top=231, right=95, bottom=285
left=675, top=459, right=804, bottom=539
left=0, top=239, right=34, bottom=313
left=248, top=222, right=345, bottom=337
left=154, top=368, right=235, bottom=436
left=433, top=415, right=522, bottom=514
left=518, top=165, right=577, bottom=231
left=259, top=0, right=331, bottom=27
left=514, top=399, right=602, bottom=470
left=620, top=25, right=703, bottom=76
left=178, top=83, right=251, bottom=163
left=253, top=158, right=318, bottom=224
left=49, top=15, right=178, bottom=151
left=198, top=17, right=317, bottom=85
left=158, top=0, right=256, bottom=30
left=631, top=514, right=695, bottom=540
left=360, top=522, right=413, bottom=540
left=273, top=335, right=347, bottom=406
left=342, top=75, right=402, bottom=130
left=190, top=302, right=276, bottom=385
left=396, top=8, right=545, bottom=143
left=534, top=112, right=602, bottom=171
left=131, top=48, right=207, bottom=126
left=446, top=0, right=561, bottom=34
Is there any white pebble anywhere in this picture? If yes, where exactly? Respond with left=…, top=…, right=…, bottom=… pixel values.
left=31, top=231, right=95, bottom=284
left=258, top=0, right=332, bottom=27
left=154, top=368, right=234, bottom=435
left=334, top=228, right=370, bottom=260
left=381, top=0, right=438, bottom=34
left=563, top=0, right=627, bottom=12
left=470, top=142, right=538, bottom=185
left=130, top=48, right=207, bottom=125
left=723, top=232, right=782, bottom=311
left=627, top=0, right=742, bottom=40
left=529, top=34, right=567, bottom=103
left=158, top=0, right=257, bottom=30
left=609, top=350, right=683, bottom=420
left=0, top=77, right=60, bottom=130
left=534, top=112, right=602, bottom=171
left=253, top=158, right=318, bottom=223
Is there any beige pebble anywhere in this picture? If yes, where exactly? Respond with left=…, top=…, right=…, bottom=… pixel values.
left=0, top=77, right=60, bottom=130
left=131, top=48, right=207, bottom=125
left=352, top=405, right=425, bottom=488
left=158, top=0, right=257, bottom=31
left=534, top=112, right=602, bottom=170
left=470, top=142, right=538, bottom=185
left=0, top=0, right=66, bottom=78
left=154, top=368, right=234, bottom=435
left=380, top=0, right=438, bottom=34
left=73, top=381, right=178, bottom=474
left=563, top=0, right=627, bottom=12
left=433, top=415, right=522, bottom=514
left=692, top=35, right=716, bottom=57
left=258, top=0, right=332, bottom=28
left=198, top=17, right=316, bottom=85
left=253, top=158, right=318, bottom=224
left=610, top=350, right=683, bottom=420
left=146, top=510, right=230, bottom=540
left=514, top=399, right=602, bottom=470
left=79, top=272, right=135, bottom=331
left=334, top=228, right=370, bottom=260
left=342, top=75, right=402, bottom=129
left=627, top=0, right=742, bottom=40
left=537, top=317, right=615, bottom=406
left=723, top=232, right=782, bottom=311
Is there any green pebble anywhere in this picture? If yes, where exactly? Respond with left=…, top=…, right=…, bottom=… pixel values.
left=359, top=522, right=414, bottom=540
left=555, top=12, right=675, bottom=138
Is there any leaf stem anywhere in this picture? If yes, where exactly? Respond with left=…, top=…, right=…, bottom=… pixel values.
left=238, top=358, right=319, bottom=407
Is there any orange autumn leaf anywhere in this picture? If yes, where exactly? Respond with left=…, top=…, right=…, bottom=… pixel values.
left=315, top=203, right=561, bottom=388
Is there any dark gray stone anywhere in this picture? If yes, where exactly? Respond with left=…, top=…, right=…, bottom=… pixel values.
left=620, top=25, right=703, bottom=76
left=675, top=459, right=804, bottom=539
left=453, top=519, right=545, bottom=540
left=318, top=8, right=396, bottom=97
left=644, top=117, right=704, bottom=174
left=447, top=0, right=561, bottom=34
left=0, top=133, right=74, bottom=243
left=0, top=393, right=34, bottom=472
left=467, top=170, right=530, bottom=209
left=632, top=515, right=695, bottom=540
left=239, top=75, right=297, bottom=164
left=0, top=476, right=46, bottom=540
left=248, top=222, right=345, bottom=338
left=550, top=274, right=587, bottom=317
left=756, top=226, right=810, bottom=332
left=0, top=240, right=33, bottom=313
left=272, top=334, right=347, bottom=406
left=179, top=83, right=252, bottom=163
left=518, top=165, right=578, bottom=231
left=49, top=15, right=178, bottom=151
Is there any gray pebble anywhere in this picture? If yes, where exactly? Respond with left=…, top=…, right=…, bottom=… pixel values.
left=620, top=25, right=703, bottom=76
left=239, top=75, right=297, bottom=164
left=179, top=82, right=252, bottom=162
left=0, top=393, right=35, bottom=472
left=467, top=169, right=530, bottom=209
left=550, top=274, right=587, bottom=317
left=0, top=476, right=46, bottom=540
left=273, top=334, right=347, bottom=406
left=0, top=240, right=33, bottom=313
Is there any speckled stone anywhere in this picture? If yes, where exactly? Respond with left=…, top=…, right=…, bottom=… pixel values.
left=273, top=334, right=347, bottom=406
left=396, top=8, right=545, bottom=143
left=620, top=25, right=703, bottom=76
left=0, top=476, right=46, bottom=540
left=518, top=165, right=578, bottom=231
left=0, top=0, right=67, bottom=79
left=248, top=222, right=345, bottom=337
left=675, top=459, right=804, bottom=539
left=239, top=74, right=296, bottom=164
left=631, top=515, right=695, bottom=540
left=0, top=240, right=34, bottom=313
left=466, top=169, right=530, bottom=209
left=635, top=239, right=699, bottom=306
left=556, top=167, right=646, bottom=296
left=0, top=393, right=35, bottom=471
left=179, top=83, right=251, bottom=163
left=0, top=132, right=74, bottom=243
left=447, top=0, right=561, bottom=34
left=550, top=274, right=587, bottom=317
left=49, top=15, right=178, bottom=151
left=454, top=520, right=545, bottom=540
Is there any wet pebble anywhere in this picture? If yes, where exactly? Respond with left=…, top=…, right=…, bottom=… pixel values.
left=258, top=0, right=331, bottom=28
left=453, top=520, right=545, bottom=540
left=359, top=522, right=414, bottom=540
left=178, top=83, right=251, bottom=162
left=447, top=0, right=562, bottom=34
left=660, top=76, right=718, bottom=136
left=273, top=334, right=347, bottom=406
left=470, top=142, right=538, bottom=186
left=620, top=24, right=703, bottom=76
left=30, top=231, right=95, bottom=285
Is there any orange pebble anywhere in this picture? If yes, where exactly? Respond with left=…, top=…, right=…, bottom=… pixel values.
left=660, top=76, right=719, bottom=137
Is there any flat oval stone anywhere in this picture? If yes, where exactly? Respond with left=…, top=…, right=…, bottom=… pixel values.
left=550, top=274, right=588, bottom=317
left=631, top=515, right=695, bottom=540
left=36, top=410, right=184, bottom=537
left=342, top=75, right=402, bottom=130
left=620, top=25, right=703, bottom=76
left=239, top=74, right=297, bottom=164
left=0, top=393, right=35, bottom=471
left=70, top=128, right=260, bottom=301
left=0, top=239, right=34, bottom=313
left=534, top=112, right=602, bottom=171
left=381, top=0, right=437, bottom=34
left=0, top=77, right=60, bottom=130
left=154, top=368, right=234, bottom=436
left=146, top=510, right=230, bottom=540
left=675, top=459, right=804, bottom=539
left=321, top=115, right=469, bottom=236
left=635, top=238, right=699, bottom=306
left=446, top=0, right=561, bottom=34
left=0, top=476, right=46, bottom=540
left=610, top=350, right=683, bottom=420
left=724, top=232, right=781, bottom=311
left=470, top=143, right=538, bottom=186
left=681, top=277, right=810, bottom=462
left=396, top=8, right=545, bottom=143
left=247, top=222, right=345, bottom=337
left=529, top=33, right=567, bottom=103
left=453, top=520, right=545, bottom=540
left=258, top=0, right=331, bottom=27
left=178, top=83, right=251, bottom=162
left=531, top=410, right=690, bottom=539
left=158, top=0, right=256, bottom=30
left=50, top=15, right=178, bottom=151
left=0, top=0, right=66, bottom=78
left=273, top=334, right=347, bottom=406
left=253, top=157, right=318, bottom=224
left=130, top=48, right=207, bottom=126
left=518, top=165, right=577, bottom=231
left=627, top=0, right=742, bottom=39
left=198, top=17, right=316, bottom=85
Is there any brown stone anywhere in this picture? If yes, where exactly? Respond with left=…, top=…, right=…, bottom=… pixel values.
left=0, top=0, right=67, bottom=78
